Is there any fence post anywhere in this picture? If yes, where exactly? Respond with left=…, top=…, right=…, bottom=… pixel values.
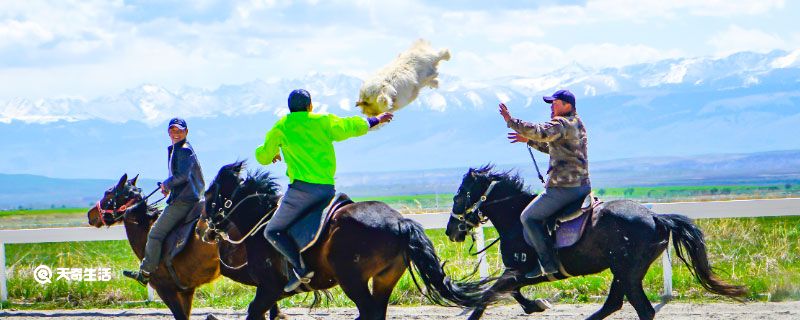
left=661, top=242, right=673, bottom=302
left=474, top=226, right=489, bottom=278
left=1, top=242, right=7, bottom=303
left=147, top=284, right=155, bottom=302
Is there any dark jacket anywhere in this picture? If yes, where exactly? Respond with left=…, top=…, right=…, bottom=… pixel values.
left=163, top=139, right=205, bottom=204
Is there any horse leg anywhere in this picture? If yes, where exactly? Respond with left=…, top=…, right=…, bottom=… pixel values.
left=586, top=275, right=625, bottom=320
left=511, top=288, right=550, bottom=314
left=625, top=278, right=655, bottom=320
left=371, top=260, right=406, bottom=319
left=154, top=286, right=189, bottom=320
left=245, top=286, right=282, bottom=320
left=177, top=288, right=196, bottom=319
left=269, top=304, right=288, bottom=320
left=337, top=272, right=378, bottom=320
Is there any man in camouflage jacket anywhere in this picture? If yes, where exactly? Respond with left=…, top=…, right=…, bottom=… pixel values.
left=499, top=89, right=591, bottom=278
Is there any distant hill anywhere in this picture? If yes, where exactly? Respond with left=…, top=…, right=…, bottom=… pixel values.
left=2, top=149, right=798, bottom=209
left=0, top=174, right=158, bottom=210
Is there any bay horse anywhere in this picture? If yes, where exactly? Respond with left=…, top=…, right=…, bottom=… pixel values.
left=444, top=165, right=747, bottom=320
left=201, top=161, right=489, bottom=320
left=86, top=174, right=287, bottom=320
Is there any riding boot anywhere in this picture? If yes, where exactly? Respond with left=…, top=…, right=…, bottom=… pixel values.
left=523, top=222, right=559, bottom=279
left=269, top=231, right=315, bottom=292
left=122, top=269, right=150, bottom=286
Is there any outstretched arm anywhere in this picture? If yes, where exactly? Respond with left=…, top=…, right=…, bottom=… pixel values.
left=255, top=126, right=282, bottom=165
left=508, top=132, right=550, bottom=154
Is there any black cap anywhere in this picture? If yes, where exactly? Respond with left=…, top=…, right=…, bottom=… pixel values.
left=168, top=117, right=187, bottom=130
left=543, top=89, right=576, bottom=107
left=288, top=89, right=312, bottom=112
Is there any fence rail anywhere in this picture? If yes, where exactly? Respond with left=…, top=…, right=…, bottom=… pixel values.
left=1, top=197, right=799, bottom=303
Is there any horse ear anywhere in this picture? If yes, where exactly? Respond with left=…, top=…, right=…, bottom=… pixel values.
left=233, top=162, right=245, bottom=175
left=128, top=174, right=139, bottom=186
left=117, top=174, right=128, bottom=190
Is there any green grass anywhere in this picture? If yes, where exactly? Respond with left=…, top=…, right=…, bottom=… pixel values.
left=0, top=208, right=85, bottom=218
left=2, top=216, right=799, bottom=310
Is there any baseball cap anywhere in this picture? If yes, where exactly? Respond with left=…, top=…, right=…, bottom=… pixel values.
left=288, top=89, right=312, bottom=112
left=543, top=89, right=576, bottom=107
left=167, top=117, right=187, bottom=130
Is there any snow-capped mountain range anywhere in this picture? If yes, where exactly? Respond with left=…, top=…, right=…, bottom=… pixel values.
left=1, top=49, right=799, bottom=183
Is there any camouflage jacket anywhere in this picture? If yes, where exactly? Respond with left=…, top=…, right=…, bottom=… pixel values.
left=507, top=115, right=590, bottom=188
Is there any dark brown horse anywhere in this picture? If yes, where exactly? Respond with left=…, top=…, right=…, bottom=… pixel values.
left=86, top=174, right=287, bottom=320
left=201, top=161, right=489, bottom=320
left=445, top=165, right=747, bottom=320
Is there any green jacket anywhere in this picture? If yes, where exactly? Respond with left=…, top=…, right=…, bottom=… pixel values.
left=255, top=111, right=369, bottom=185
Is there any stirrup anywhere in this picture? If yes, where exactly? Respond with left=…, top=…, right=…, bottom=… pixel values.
left=284, top=269, right=314, bottom=292
left=123, top=270, right=150, bottom=286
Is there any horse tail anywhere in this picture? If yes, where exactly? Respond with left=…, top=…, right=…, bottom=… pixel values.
left=654, top=214, right=748, bottom=299
left=398, top=218, right=491, bottom=308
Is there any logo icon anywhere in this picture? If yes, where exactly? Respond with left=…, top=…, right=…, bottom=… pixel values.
left=33, top=265, right=52, bottom=284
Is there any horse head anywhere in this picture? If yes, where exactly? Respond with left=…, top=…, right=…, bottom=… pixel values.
left=87, top=173, right=148, bottom=227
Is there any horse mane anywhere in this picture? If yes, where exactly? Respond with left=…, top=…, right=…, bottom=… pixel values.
left=239, top=169, right=281, bottom=199
left=472, top=164, right=530, bottom=195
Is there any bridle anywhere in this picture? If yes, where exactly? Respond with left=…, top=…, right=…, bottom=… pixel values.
left=95, top=185, right=163, bottom=226
left=203, top=183, right=279, bottom=245
left=451, top=180, right=499, bottom=232
left=95, top=189, right=140, bottom=226
left=450, top=179, right=523, bottom=233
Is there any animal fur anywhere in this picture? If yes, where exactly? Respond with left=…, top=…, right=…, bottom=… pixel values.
left=356, top=39, right=451, bottom=116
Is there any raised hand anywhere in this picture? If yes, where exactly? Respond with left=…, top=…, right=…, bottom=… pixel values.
left=377, top=112, right=394, bottom=124
left=507, top=132, right=529, bottom=143
left=499, top=103, right=512, bottom=122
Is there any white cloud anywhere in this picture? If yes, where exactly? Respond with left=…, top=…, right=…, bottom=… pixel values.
left=0, top=0, right=793, bottom=101
left=708, top=25, right=786, bottom=57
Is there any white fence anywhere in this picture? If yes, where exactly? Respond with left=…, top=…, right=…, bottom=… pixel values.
left=1, top=198, right=799, bottom=303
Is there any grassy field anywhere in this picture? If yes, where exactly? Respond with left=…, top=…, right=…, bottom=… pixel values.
left=2, top=216, right=798, bottom=310
left=1, top=182, right=797, bottom=225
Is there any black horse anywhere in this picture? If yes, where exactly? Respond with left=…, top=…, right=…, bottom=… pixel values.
left=201, top=161, right=489, bottom=320
left=445, top=165, right=747, bottom=320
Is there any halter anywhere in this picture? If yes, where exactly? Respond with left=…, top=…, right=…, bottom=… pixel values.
left=451, top=180, right=498, bottom=232
left=203, top=188, right=280, bottom=245
left=451, top=179, right=525, bottom=233
left=95, top=196, right=138, bottom=226
left=95, top=185, right=163, bottom=226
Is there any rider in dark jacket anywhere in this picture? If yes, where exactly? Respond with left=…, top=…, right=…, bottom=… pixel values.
left=123, top=117, right=205, bottom=286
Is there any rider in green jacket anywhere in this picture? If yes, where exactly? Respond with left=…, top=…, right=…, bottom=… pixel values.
left=255, top=89, right=393, bottom=292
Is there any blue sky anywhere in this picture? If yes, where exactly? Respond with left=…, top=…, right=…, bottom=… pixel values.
left=0, top=0, right=797, bottom=100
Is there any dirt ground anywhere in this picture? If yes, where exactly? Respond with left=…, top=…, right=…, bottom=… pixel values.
left=1, top=301, right=798, bottom=319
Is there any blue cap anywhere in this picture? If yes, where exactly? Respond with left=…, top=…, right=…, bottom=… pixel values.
left=288, top=89, right=312, bottom=112
left=167, top=117, right=187, bottom=130
left=543, top=89, right=576, bottom=107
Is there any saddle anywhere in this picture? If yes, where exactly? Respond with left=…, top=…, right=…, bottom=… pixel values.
left=289, top=193, right=354, bottom=253
left=160, top=200, right=204, bottom=291
left=542, top=194, right=601, bottom=249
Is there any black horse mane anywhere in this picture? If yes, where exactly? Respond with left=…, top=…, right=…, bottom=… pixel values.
left=471, top=164, right=530, bottom=196
left=239, top=169, right=281, bottom=199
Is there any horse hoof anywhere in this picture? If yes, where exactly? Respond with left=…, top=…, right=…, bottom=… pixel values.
left=535, top=298, right=552, bottom=310
left=274, top=313, right=288, bottom=320
left=206, top=314, right=220, bottom=320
